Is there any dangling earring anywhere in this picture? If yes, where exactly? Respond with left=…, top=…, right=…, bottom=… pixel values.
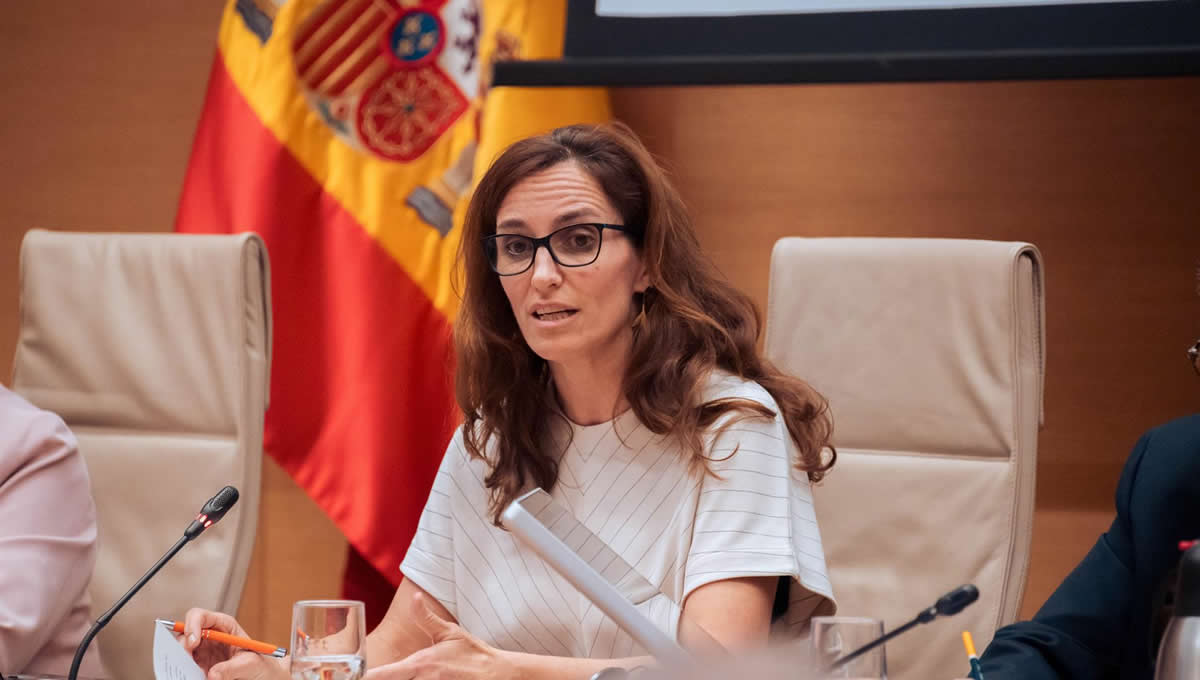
left=632, top=290, right=648, bottom=329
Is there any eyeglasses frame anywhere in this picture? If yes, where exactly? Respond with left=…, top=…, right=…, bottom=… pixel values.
left=481, top=223, right=636, bottom=276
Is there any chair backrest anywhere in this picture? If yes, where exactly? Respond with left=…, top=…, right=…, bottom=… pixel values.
left=12, top=230, right=271, bottom=680
left=764, top=237, right=1043, bottom=680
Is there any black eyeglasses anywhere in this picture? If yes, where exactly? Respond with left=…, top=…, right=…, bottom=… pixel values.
left=1189, top=339, right=1200, bottom=376
left=481, top=223, right=635, bottom=276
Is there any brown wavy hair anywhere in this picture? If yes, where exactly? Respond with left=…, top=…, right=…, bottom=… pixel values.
left=455, top=122, right=835, bottom=524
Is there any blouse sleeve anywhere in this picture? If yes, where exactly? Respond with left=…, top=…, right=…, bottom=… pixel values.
left=683, top=392, right=837, bottom=632
left=399, top=429, right=462, bottom=619
left=0, top=394, right=98, bottom=672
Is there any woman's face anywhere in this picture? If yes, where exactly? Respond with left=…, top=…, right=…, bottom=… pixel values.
left=494, top=161, right=648, bottom=367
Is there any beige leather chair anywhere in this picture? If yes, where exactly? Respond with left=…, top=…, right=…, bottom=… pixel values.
left=765, top=238, right=1044, bottom=680
left=11, top=230, right=271, bottom=680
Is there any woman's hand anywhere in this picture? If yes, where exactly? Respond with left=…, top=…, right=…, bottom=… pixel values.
left=367, top=593, right=519, bottom=680
left=180, top=607, right=289, bottom=680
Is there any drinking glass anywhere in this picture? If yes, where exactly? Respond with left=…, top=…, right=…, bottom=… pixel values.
left=289, top=600, right=366, bottom=680
left=810, top=616, right=887, bottom=679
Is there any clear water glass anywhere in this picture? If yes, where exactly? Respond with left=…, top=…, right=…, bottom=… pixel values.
left=289, top=599, right=366, bottom=680
left=810, top=616, right=887, bottom=679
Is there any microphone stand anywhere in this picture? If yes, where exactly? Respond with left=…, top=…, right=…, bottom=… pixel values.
left=828, top=583, right=979, bottom=672
left=67, top=534, right=192, bottom=680
left=827, top=606, right=935, bottom=670
left=66, top=485, right=238, bottom=680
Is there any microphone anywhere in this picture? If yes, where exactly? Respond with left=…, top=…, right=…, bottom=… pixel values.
left=67, top=486, right=241, bottom=680
left=184, top=485, right=240, bottom=539
left=828, top=584, right=980, bottom=671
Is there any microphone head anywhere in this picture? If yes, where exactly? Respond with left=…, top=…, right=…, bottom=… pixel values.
left=201, top=485, right=240, bottom=522
left=184, top=486, right=240, bottom=539
left=935, top=584, right=980, bottom=616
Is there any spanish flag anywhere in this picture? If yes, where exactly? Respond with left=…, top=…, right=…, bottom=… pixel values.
left=176, top=0, right=608, bottom=625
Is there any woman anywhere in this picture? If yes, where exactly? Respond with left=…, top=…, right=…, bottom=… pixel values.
left=184, top=123, right=837, bottom=680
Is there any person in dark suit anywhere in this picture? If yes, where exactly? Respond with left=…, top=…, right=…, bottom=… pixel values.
left=978, top=337, right=1200, bottom=679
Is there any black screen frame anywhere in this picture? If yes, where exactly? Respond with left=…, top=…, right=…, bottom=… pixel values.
left=492, top=0, right=1200, bottom=86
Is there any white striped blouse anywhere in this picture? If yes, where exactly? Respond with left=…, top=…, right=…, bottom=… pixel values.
left=400, top=372, right=836, bottom=658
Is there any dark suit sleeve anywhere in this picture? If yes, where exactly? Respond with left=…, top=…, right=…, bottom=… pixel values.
left=977, top=433, right=1150, bottom=680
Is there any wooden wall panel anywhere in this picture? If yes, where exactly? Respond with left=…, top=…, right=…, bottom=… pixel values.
left=0, top=0, right=225, bottom=371
left=1, top=0, right=1196, bottom=648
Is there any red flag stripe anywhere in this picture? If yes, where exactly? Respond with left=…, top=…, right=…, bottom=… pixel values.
left=292, top=0, right=350, bottom=47
left=322, top=39, right=389, bottom=97
left=294, top=0, right=375, bottom=75
left=176, top=53, right=456, bottom=581
left=306, top=8, right=389, bottom=93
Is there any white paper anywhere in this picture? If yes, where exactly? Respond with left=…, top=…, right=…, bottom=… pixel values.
left=596, top=0, right=1163, bottom=17
left=153, top=623, right=207, bottom=680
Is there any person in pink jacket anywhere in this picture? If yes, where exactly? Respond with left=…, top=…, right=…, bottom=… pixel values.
left=0, top=385, right=104, bottom=677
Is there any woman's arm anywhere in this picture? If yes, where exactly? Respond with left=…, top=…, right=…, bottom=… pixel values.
left=369, top=576, right=775, bottom=680
left=367, top=590, right=649, bottom=680
left=366, top=578, right=456, bottom=665
left=502, top=575, right=778, bottom=679
left=180, top=580, right=451, bottom=680
left=494, top=651, right=649, bottom=680
left=678, top=576, right=777, bottom=651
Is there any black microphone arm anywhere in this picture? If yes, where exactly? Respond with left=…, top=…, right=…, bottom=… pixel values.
left=66, top=485, right=240, bottom=680
left=828, top=583, right=980, bottom=671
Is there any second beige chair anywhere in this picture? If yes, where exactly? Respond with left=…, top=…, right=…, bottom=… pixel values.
left=12, top=230, right=271, bottom=680
left=765, top=237, right=1044, bottom=680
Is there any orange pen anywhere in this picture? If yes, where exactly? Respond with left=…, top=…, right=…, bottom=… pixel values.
left=158, top=619, right=287, bottom=658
